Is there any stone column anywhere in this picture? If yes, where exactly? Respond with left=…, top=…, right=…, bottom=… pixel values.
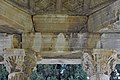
left=32, top=33, right=42, bottom=52
left=1, top=32, right=37, bottom=80
left=21, top=32, right=38, bottom=79
left=22, top=49, right=37, bottom=80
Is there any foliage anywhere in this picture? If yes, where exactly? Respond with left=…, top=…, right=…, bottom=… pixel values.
left=0, top=64, right=9, bottom=80
left=30, top=64, right=87, bottom=80
left=115, top=64, right=120, bottom=73
left=110, top=64, right=120, bottom=80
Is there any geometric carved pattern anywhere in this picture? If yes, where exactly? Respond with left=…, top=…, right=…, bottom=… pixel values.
left=62, top=0, right=84, bottom=15
left=6, top=0, right=30, bottom=9
left=6, top=0, right=117, bottom=16
left=90, top=0, right=110, bottom=9
left=34, top=0, right=57, bottom=14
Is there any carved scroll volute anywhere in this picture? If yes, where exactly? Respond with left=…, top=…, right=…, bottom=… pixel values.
left=8, top=72, right=25, bottom=80
left=4, top=49, right=25, bottom=73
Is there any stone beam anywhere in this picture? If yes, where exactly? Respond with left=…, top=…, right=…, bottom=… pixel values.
left=37, top=50, right=82, bottom=59
left=89, top=0, right=117, bottom=15
left=33, top=15, right=87, bottom=33
left=37, top=59, right=82, bottom=64
left=0, top=0, right=33, bottom=33
left=88, top=0, right=119, bottom=32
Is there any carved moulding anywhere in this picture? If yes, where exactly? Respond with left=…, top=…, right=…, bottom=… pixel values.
left=86, top=49, right=118, bottom=80
left=4, top=49, right=38, bottom=80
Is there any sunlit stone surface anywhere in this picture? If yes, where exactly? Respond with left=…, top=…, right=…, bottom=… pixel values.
left=32, top=33, right=42, bottom=52
left=0, top=0, right=120, bottom=79
left=55, top=33, right=66, bottom=52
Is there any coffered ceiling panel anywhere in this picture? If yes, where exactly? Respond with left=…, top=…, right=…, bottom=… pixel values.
left=5, top=0, right=117, bottom=16
left=34, top=0, right=57, bottom=14
left=6, top=0, right=30, bottom=9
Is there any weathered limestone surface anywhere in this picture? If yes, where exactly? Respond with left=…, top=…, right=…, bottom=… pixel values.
left=87, top=33, right=101, bottom=49
left=23, top=49, right=37, bottom=79
left=41, top=33, right=56, bottom=51
left=83, top=53, right=94, bottom=77
left=55, top=33, right=68, bottom=51
left=88, top=0, right=120, bottom=32
left=1, top=0, right=120, bottom=80
left=0, top=0, right=32, bottom=32
left=4, top=49, right=25, bottom=73
left=0, top=34, right=13, bottom=55
left=97, top=33, right=120, bottom=51
left=27, top=32, right=87, bottom=59
left=38, top=50, right=82, bottom=59
left=83, top=49, right=117, bottom=80
left=33, top=15, right=87, bottom=33
left=22, top=33, right=34, bottom=49
left=3, top=49, right=37, bottom=80
left=32, top=33, right=87, bottom=52
left=69, top=33, right=87, bottom=51
left=37, top=59, right=82, bottom=64
left=93, top=49, right=117, bottom=75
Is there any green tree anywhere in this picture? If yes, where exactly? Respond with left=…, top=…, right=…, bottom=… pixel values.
left=110, top=64, right=120, bottom=80
left=0, top=64, right=9, bottom=80
left=61, top=64, right=87, bottom=80
left=30, top=64, right=87, bottom=80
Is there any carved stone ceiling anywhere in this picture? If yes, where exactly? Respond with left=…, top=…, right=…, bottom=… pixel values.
left=5, top=0, right=117, bottom=16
